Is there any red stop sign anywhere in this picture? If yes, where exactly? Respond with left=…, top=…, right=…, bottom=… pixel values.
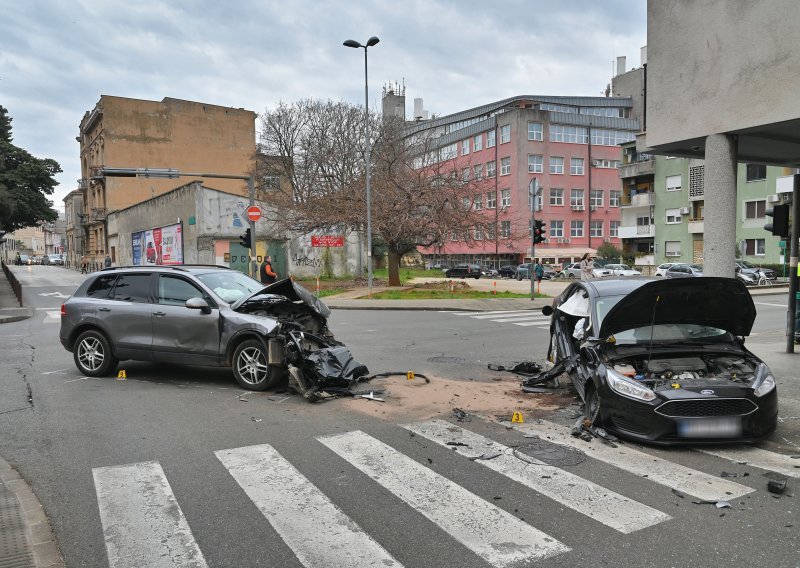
left=246, top=206, right=262, bottom=222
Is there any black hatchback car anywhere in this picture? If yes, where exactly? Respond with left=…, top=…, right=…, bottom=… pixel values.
left=59, top=266, right=348, bottom=391
left=445, top=264, right=481, bottom=279
left=541, top=277, right=777, bottom=444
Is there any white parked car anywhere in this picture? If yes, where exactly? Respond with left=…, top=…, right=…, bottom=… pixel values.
left=603, top=263, right=642, bottom=277
left=561, top=262, right=612, bottom=278
left=655, top=262, right=678, bottom=277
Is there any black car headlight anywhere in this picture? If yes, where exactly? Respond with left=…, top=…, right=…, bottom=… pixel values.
left=751, top=363, right=776, bottom=398
left=606, top=368, right=656, bottom=402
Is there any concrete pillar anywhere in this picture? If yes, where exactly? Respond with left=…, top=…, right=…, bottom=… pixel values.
left=703, top=133, right=737, bottom=277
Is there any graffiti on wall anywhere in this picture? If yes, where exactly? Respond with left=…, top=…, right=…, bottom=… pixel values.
left=292, top=254, right=322, bottom=268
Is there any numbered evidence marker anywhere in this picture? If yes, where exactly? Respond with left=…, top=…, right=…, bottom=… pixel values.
left=511, top=411, right=524, bottom=423
left=407, top=371, right=415, bottom=381
left=117, top=370, right=127, bottom=380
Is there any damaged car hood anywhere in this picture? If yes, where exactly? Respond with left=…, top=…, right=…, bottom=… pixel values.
left=231, top=278, right=331, bottom=318
left=598, top=277, right=756, bottom=339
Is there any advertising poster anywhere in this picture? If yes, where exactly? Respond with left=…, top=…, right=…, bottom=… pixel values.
left=131, top=223, right=183, bottom=266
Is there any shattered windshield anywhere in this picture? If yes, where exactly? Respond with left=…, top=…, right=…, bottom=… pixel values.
left=196, top=271, right=263, bottom=304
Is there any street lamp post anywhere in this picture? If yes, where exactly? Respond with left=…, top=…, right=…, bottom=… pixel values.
left=344, top=36, right=379, bottom=297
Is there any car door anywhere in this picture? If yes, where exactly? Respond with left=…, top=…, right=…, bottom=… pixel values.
left=151, top=274, right=222, bottom=365
left=104, top=272, right=155, bottom=359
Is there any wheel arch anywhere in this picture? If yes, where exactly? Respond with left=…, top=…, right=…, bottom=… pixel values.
left=225, top=330, right=270, bottom=367
left=68, top=323, right=110, bottom=351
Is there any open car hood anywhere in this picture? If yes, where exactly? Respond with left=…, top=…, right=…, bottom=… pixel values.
left=231, top=278, right=331, bottom=318
left=598, top=277, right=756, bottom=338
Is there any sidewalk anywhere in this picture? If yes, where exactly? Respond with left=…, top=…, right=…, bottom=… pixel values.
left=0, top=264, right=33, bottom=324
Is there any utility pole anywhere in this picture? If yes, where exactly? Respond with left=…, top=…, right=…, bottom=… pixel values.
left=787, top=174, right=800, bottom=353
left=247, top=175, right=256, bottom=279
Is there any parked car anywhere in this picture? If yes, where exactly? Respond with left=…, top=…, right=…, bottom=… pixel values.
left=735, top=261, right=776, bottom=281
left=540, top=277, right=777, bottom=444
left=498, top=265, right=518, bottom=279
left=445, top=264, right=481, bottom=279
left=481, top=267, right=499, bottom=277
left=561, top=262, right=612, bottom=279
left=603, top=264, right=642, bottom=277
left=17, top=254, right=31, bottom=265
left=541, top=267, right=558, bottom=280
left=28, top=255, right=41, bottom=265
left=654, top=263, right=678, bottom=277
left=47, top=253, right=64, bottom=265
left=516, top=263, right=531, bottom=280
left=665, top=264, right=703, bottom=278
left=60, top=267, right=365, bottom=393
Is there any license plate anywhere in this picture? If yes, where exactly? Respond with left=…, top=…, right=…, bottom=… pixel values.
left=678, top=417, right=742, bottom=438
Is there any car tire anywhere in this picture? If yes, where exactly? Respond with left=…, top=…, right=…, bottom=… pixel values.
left=568, top=273, right=576, bottom=278
left=73, top=329, right=119, bottom=377
left=584, top=385, right=602, bottom=424
left=232, top=339, right=283, bottom=391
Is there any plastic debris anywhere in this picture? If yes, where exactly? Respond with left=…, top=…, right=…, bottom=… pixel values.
left=452, top=407, right=471, bottom=422
left=767, top=479, right=788, bottom=494
left=715, top=501, right=731, bottom=509
left=359, top=391, right=385, bottom=402
left=251, top=417, right=262, bottom=423
left=672, top=489, right=686, bottom=499
left=446, top=442, right=469, bottom=447
left=721, top=471, right=738, bottom=478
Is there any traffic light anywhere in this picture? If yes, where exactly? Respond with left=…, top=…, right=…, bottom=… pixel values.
left=764, top=204, right=790, bottom=237
left=533, top=219, right=547, bottom=244
left=239, top=228, right=251, bottom=249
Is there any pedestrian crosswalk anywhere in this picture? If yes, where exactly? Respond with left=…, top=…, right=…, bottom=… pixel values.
left=439, top=310, right=552, bottom=329
left=91, top=418, right=796, bottom=567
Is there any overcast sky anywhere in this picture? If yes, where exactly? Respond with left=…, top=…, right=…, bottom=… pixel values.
left=1, top=0, right=646, bottom=209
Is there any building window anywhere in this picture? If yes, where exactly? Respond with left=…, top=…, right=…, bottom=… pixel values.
left=745, top=200, right=766, bottom=219
left=474, top=164, right=483, bottom=180
left=450, top=231, right=459, bottom=241
left=550, top=156, right=564, bottom=174
left=744, top=238, right=766, bottom=255
left=462, top=139, right=470, bottom=155
left=609, top=190, right=621, bottom=207
left=528, top=122, right=543, bottom=141
left=590, top=128, right=636, bottom=146
left=500, top=124, right=511, bottom=144
left=550, top=125, right=588, bottom=144
left=462, top=168, right=470, bottom=182
left=487, top=129, right=496, bottom=148
left=570, top=220, right=584, bottom=237
left=665, top=208, right=682, bottom=224
left=590, top=189, right=603, bottom=207
left=474, top=227, right=483, bottom=240
left=550, top=220, right=564, bottom=238
left=500, top=157, right=511, bottom=175
left=665, top=240, right=681, bottom=258
left=666, top=174, right=682, bottom=191
left=637, top=216, right=651, bottom=228
left=473, top=193, right=483, bottom=210
left=590, top=220, right=603, bottom=237
left=550, top=188, right=564, bottom=206
left=746, top=164, right=767, bottom=181
left=439, top=143, right=457, bottom=161
left=595, top=159, right=621, bottom=169
left=486, top=224, right=496, bottom=240
left=570, top=157, right=584, bottom=175
left=486, top=161, right=496, bottom=178
left=486, top=191, right=497, bottom=209
left=474, top=134, right=483, bottom=151
left=610, top=220, right=619, bottom=237
left=462, top=197, right=471, bottom=210
left=570, top=188, right=584, bottom=208
left=528, top=154, right=543, bottom=173
left=501, top=189, right=511, bottom=207
left=500, top=221, right=511, bottom=238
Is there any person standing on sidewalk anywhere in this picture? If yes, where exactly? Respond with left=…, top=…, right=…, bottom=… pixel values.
left=580, top=253, right=593, bottom=281
left=534, top=261, right=544, bottom=287
left=104, top=254, right=112, bottom=268
left=80, top=255, right=88, bottom=274
left=260, top=255, right=278, bottom=284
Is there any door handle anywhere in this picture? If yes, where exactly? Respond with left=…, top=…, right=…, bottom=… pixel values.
left=98, top=307, right=111, bottom=312
left=153, top=311, right=166, bottom=316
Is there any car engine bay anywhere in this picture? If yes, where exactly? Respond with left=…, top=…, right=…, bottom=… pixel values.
left=610, top=355, right=758, bottom=389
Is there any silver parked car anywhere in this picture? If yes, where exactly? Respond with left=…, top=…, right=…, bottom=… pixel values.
left=561, top=262, right=612, bottom=279
left=603, top=263, right=642, bottom=277
left=665, top=264, right=703, bottom=278
left=59, top=266, right=363, bottom=393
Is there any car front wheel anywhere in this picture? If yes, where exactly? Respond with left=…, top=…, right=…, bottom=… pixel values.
left=232, top=339, right=282, bottom=391
left=73, top=330, right=119, bottom=377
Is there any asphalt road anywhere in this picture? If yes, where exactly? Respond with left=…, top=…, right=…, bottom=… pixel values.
left=1, top=266, right=799, bottom=568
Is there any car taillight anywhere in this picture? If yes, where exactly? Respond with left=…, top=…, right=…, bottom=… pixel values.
left=60, top=304, right=66, bottom=317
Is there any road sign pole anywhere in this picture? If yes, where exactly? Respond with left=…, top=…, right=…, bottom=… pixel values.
left=248, top=176, right=256, bottom=279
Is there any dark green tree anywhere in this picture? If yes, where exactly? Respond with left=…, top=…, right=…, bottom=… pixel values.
left=0, top=105, right=60, bottom=231
left=595, top=242, right=622, bottom=262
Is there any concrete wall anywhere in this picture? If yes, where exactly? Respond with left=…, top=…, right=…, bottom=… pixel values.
left=647, top=0, right=800, bottom=147
left=286, top=232, right=364, bottom=278
left=612, top=67, right=644, bottom=125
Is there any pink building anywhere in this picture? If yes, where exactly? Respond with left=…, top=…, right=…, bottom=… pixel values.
left=392, top=93, right=638, bottom=268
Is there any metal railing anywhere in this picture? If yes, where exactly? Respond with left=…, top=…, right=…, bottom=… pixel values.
left=1, top=261, right=23, bottom=307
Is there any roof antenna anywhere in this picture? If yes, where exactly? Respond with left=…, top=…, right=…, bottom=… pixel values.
left=645, top=295, right=660, bottom=372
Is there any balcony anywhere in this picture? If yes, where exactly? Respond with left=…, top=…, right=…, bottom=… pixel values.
left=618, top=224, right=655, bottom=239
left=618, top=159, right=655, bottom=179
left=687, top=219, right=704, bottom=234
left=621, top=192, right=654, bottom=209
left=90, top=208, right=107, bottom=221
left=77, top=178, right=87, bottom=189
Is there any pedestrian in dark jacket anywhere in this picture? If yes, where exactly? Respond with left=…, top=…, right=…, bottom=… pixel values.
left=104, top=254, right=112, bottom=268
left=260, top=255, right=278, bottom=284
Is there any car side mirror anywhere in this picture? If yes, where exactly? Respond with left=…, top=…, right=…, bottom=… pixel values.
left=541, top=305, right=554, bottom=316
left=185, top=297, right=212, bottom=314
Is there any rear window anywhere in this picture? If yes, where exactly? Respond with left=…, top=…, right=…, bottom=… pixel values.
left=86, top=275, right=117, bottom=299
left=110, top=274, right=152, bottom=303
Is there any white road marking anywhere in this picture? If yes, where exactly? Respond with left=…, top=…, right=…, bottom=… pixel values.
left=469, top=310, right=538, bottom=319
left=446, top=310, right=514, bottom=316
left=93, top=461, right=208, bottom=568
left=44, top=310, right=61, bottom=320
left=319, top=430, right=568, bottom=566
left=509, top=420, right=754, bottom=501
left=38, top=291, right=69, bottom=298
left=492, top=315, right=551, bottom=323
left=216, top=444, right=401, bottom=568
left=753, top=301, right=787, bottom=308
left=512, top=321, right=552, bottom=328
left=697, top=446, right=800, bottom=479
left=64, top=376, right=98, bottom=383
left=42, top=368, right=70, bottom=375
left=404, top=420, right=671, bottom=533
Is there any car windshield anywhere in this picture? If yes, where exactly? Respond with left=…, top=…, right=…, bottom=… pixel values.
left=740, top=261, right=755, bottom=268
left=691, top=265, right=703, bottom=271
left=617, top=264, right=631, bottom=270
left=195, top=271, right=264, bottom=304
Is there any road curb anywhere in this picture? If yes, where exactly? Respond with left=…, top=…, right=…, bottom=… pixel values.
left=0, top=456, right=64, bottom=568
left=0, top=307, right=34, bottom=324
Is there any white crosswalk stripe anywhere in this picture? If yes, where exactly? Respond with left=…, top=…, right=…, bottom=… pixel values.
left=509, top=420, right=754, bottom=501
left=318, top=430, right=569, bottom=566
left=438, top=310, right=551, bottom=328
left=93, top=461, right=208, bottom=568
left=696, top=446, right=800, bottom=478
left=216, top=444, right=402, bottom=567
left=403, top=420, right=671, bottom=533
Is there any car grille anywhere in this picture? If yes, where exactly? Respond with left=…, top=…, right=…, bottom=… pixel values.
left=609, top=418, right=650, bottom=436
left=655, top=398, right=757, bottom=418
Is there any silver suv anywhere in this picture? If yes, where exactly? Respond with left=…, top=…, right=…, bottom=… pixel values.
left=59, top=266, right=342, bottom=391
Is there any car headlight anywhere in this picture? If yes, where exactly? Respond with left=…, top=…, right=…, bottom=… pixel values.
left=752, top=364, right=776, bottom=397
left=606, top=368, right=656, bottom=402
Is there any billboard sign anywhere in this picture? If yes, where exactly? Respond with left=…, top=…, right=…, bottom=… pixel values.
left=311, top=235, right=345, bottom=247
left=131, top=222, right=183, bottom=266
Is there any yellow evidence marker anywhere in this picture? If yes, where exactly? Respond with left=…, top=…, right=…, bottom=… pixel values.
left=407, top=371, right=415, bottom=381
left=117, top=370, right=127, bottom=380
left=511, top=411, right=524, bottom=423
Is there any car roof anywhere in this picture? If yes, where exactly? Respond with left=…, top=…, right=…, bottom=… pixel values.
left=98, top=265, right=232, bottom=275
left=581, top=278, right=654, bottom=297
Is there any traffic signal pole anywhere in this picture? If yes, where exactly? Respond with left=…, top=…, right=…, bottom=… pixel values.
left=787, top=174, right=800, bottom=353
left=529, top=178, right=540, bottom=300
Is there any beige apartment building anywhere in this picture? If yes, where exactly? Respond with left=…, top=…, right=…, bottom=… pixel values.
left=74, top=96, right=256, bottom=263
